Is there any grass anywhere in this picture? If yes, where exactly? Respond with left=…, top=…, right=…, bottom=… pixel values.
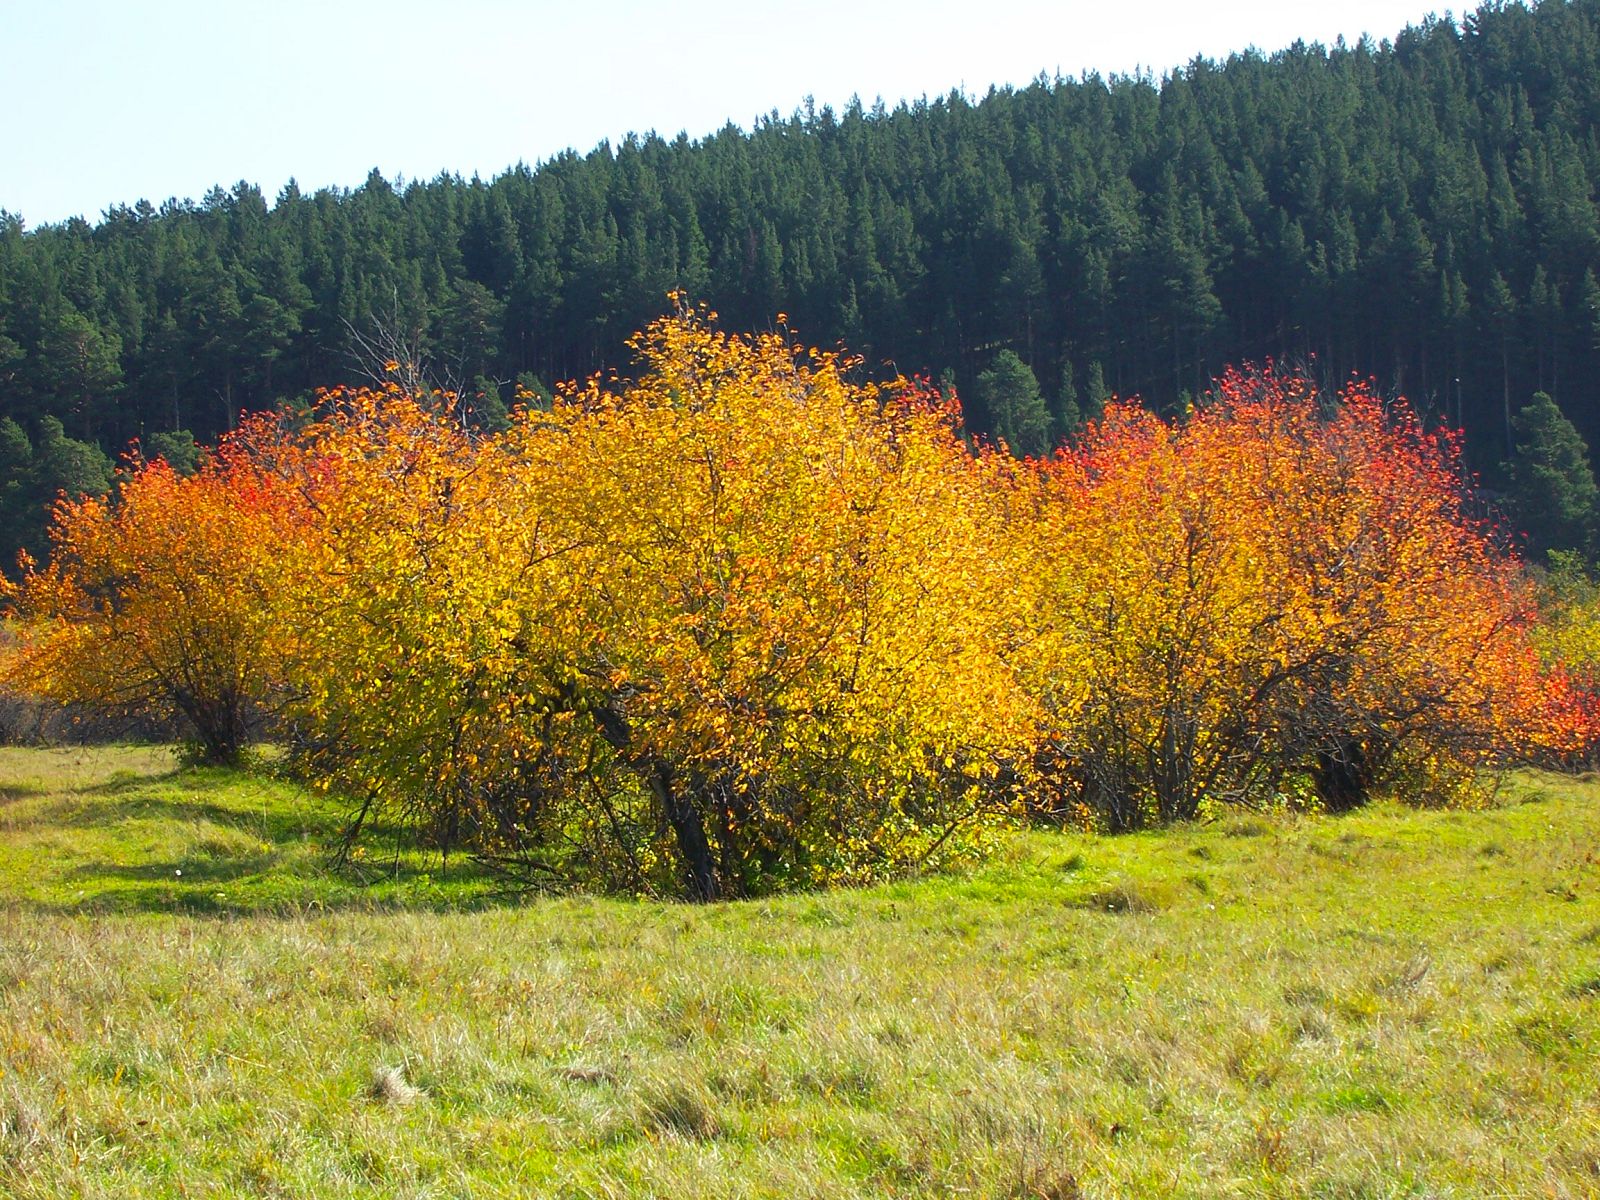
left=0, top=746, right=1598, bottom=1197
left=0, top=745, right=500, bottom=913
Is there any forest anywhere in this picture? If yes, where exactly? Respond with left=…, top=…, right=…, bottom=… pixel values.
left=3, top=0, right=1600, bottom=562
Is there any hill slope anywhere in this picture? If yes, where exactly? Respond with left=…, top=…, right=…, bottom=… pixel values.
left=4, top=1, right=1600, bottom=559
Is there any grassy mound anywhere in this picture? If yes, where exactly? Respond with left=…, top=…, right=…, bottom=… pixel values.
left=1, top=747, right=1598, bottom=1197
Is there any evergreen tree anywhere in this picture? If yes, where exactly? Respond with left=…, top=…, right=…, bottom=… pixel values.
left=468, top=376, right=512, bottom=432
left=975, top=350, right=1050, bottom=458
left=0, top=417, right=34, bottom=559
left=31, top=416, right=112, bottom=508
left=1053, top=360, right=1082, bottom=439
left=1505, top=391, right=1599, bottom=558
left=145, top=429, right=200, bottom=475
left=1085, top=361, right=1112, bottom=419
left=0, top=416, right=112, bottom=563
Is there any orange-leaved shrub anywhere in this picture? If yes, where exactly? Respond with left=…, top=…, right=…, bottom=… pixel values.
left=1, top=422, right=307, bottom=763
left=1014, top=364, right=1590, bottom=828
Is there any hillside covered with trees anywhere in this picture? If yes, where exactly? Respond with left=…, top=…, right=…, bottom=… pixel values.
left=2, top=0, right=1600, bottom=559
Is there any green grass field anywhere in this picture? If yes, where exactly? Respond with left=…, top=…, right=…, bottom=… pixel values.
left=1, top=746, right=1598, bottom=1198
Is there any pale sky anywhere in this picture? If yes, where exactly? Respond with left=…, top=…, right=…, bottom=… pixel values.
left=4, top=0, right=1449, bottom=228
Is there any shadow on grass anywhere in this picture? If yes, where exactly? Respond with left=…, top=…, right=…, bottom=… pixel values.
left=5, top=761, right=526, bottom=918
left=69, top=854, right=284, bottom=885
left=30, top=874, right=522, bottom=917
left=30, top=848, right=523, bottom=916
left=79, top=767, right=192, bottom=796
left=7, top=791, right=332, bottom=848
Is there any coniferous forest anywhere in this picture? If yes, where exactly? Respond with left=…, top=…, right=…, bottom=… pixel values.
left=3, top=0, right=1600, bottom=558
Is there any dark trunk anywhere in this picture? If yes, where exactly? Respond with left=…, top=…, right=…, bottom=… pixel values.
left=1503, top=345, right=1513, bottom=458
left=1154, top=708, right=1199, bottom=823
left=1090, top=774, right=1143, bottom=834
left=650, top=763, right=720, bottom=902
left=1312, top=737, right=1373, bottom=813
left=176, top=687, right=246, bottom=766
left=586, top=688, right=721, bottom=901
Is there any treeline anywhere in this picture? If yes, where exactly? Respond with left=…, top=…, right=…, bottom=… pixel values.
left=4, top=312, right=1588, bottom=898
left=3, top=0, right=1600, bottom=540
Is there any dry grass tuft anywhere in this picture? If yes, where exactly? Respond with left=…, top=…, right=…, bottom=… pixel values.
left=635, top=1076, right=720, bottom=1139
left=367, top=1064, right=421, bottom=1106
left=0, top=1086, right=44, bottom=1154
left=1079, top=881, right=1172, bottom=913
left=1008, top=1160, right=1085, bottom=1199
left=560, top=1063, right=616, bottom=1084
left=1382, top=952, right=1433, bottom=993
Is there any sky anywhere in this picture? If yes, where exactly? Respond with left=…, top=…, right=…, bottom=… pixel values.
left=4, top=0, right=1451, bottom=228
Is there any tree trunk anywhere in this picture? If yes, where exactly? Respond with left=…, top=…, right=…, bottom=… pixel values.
left=1503, top=345, right=1513, bottom=458
left=650, top=763, right=719, bottom=902
left=585, top=689, right=721, bottom=901
left=1311, top=738, right=1372, bottom=813
left=175, top=688, right=245, bottom=766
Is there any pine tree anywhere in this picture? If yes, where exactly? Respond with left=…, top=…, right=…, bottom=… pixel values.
left=1505, top=391, right=1599, bottom=557
left=975, top=350, right=1050, bottom=458
left=1085, top=361, right=1111, bottom=420
left=145, top=429, right=200, bottom=475
left=1052, top=360, right=1082, bottom=439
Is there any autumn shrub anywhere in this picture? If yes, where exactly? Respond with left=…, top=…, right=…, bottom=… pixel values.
left=1017, top=365, right=1589, bottom=828
left=1015, top=399, right=1285, bottom=828
left=0, top=428, right=305, bottom=764
left=1530, top=551, right=1600, bottom=766
left=278, top=311, right=1036, bottom=897
left=1251, top=376, right=1585, bottom=807
left=6, top=319, right=1591, bottom=890
left=267, top=383, right=551, bottom=862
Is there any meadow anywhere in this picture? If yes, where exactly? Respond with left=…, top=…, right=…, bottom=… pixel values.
left=1, top=745, right=1597, bottom=1197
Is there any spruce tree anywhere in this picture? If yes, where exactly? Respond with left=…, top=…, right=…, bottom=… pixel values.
left=145, top=429, right=200, bottom=475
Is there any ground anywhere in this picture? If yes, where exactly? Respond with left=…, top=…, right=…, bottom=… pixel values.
left=1, top=745, right=1598, bottom=1198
